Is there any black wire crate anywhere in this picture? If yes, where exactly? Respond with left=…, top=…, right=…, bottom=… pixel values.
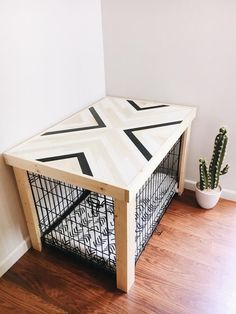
left=27, top=137, right=181, bottom=272
left=28, top=173, right=116, bottom=272
left=135, top=137, right=181, bottom=260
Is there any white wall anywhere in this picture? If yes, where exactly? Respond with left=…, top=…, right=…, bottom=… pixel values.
left=0, top=0, right=105, bottom=275
left=101, top=0, right=236, bottom=199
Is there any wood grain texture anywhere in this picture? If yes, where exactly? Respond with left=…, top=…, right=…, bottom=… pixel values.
left=178, top=127, right=191, bottom=195
left=114, top=199, right=136, bottom=292
left=4, top=97, right=196, bottom=200
left=1, top=190, right=235, bottom=314
left=13, top=167, right=42, bottom=251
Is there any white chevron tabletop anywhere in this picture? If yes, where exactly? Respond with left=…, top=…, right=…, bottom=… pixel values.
left=4, top=97, right=196, bottom=199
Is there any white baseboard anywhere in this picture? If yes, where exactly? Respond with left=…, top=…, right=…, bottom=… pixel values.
left=184, top=179, right=198, bottom=192
left=185, top=179, right=236, bottom=202
left=0, top=237, right=31, bottom=277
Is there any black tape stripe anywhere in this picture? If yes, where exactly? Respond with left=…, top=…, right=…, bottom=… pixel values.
left=42, top=107, right=106, bottom=136
left=127, top=100, right=168, bottom=110
left=37, top=152, right=93, bottom=176
left=124, top=120, right=182, bottom=161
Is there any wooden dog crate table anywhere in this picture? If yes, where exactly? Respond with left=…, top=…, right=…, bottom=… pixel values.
left=4, top=97, right=196, bottom=292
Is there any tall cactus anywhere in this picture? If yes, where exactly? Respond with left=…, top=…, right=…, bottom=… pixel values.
left=198, top=127, right=229, bottom=191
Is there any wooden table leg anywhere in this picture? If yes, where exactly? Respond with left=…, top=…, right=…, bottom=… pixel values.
left=178, top=127, right=191, bottom=196
left=114, top=198, right=136, bottom=293
left=13, top=167, right=42, bottom=251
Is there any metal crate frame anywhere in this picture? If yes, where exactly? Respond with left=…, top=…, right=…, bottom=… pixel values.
left=28, top=137, right=181, bottom=272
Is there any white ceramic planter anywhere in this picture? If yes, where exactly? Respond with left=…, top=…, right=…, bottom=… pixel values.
left=195, top=183, right=222, bottom=209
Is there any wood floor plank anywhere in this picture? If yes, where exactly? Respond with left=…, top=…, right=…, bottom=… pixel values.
left=161, top=210, right=236, bottom=248
left=138, top=243, right=234, bottom=296
left=152, top=223, right=236, bottom=272
left=1, top=190, right=236, bottom=314
left=0, top=279, right=65, bottom=314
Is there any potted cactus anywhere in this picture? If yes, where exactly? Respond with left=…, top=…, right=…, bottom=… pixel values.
left=195, top=127, right=229, bottom=209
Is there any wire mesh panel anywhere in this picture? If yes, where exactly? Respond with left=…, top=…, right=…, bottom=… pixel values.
left=28, top=173, right=116, bottom=272
left=135, top=137, right=181, bottom=260
left=27, top=136, right=181, bottom=272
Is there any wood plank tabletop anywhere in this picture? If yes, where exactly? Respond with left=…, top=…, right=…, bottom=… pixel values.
left=4, top=97, right=196, bottom=200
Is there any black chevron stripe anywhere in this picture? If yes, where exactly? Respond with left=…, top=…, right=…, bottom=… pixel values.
left=124, top=121, right=182, bottom=161
left=127, top=100, right=169, bottom=110
left=37, top=152, right=93, bottom=176
left=42, top=107, right=106, bottom=136
left=124, top=129, right=152, bottom=160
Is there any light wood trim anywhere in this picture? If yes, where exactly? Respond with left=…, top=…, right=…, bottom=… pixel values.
left=178, top=127, right=191, bottom=195
left=13, top=167, right=42, bottom=251
left=4, top=155, right=129, bottom=202
left=114, top=198, right=136, bottom=292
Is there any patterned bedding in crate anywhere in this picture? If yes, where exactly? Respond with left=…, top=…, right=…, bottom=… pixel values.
left=39, top=172, right=176, bottom=270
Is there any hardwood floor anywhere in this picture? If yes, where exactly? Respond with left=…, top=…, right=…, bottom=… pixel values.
left=1, top=190, right=236, bottom=314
